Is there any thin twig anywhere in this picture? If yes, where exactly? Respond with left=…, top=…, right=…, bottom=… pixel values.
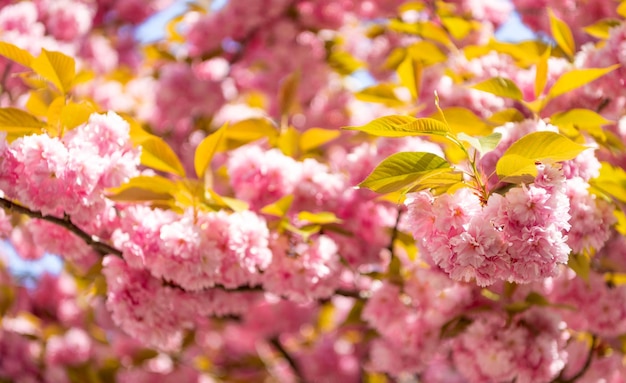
left=554, top=335, right=597, bottom=383
left=269, top=337, right=305, bottom=383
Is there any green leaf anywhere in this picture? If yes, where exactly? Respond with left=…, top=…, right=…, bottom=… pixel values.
left=470, top=77, right=523, bottom=101
left=548, top=9, right=575, bottom=58
left=457, top=132, right=502, bottom=155
left=30, top=49, right=76, bottom=94
left=260, top=194, right=294, bottom=217
left=297, top=211, right=343, bottom=224
left=225, top=118, right=278, bottom=150
left=299, top=128, right=340, bottom=153
left=547, top=65, right=620, bottom=100
left=354, top=83, right=405, bottom=107
left=0, top=107, right=46, bottom=140
left=194, top=123, right=228, bottom=179
left=406, top=169, right=465, bottom=195
left=550, top=108, right=612, bottom=128
left=0, top=41, right=34, bottom=68
left=440, top=315, right=472, bottom=339
left=344, top=116, right=449, bottom=137
left=140, top=136, right=186, bottom=177
left=496, top=131, right=588, bottom=182
left=358, top=152, right=451, bottom=193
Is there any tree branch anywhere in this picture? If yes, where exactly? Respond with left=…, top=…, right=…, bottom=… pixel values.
left=554, top=335, right=596, bottom=383
left=0, top=197, right=122, bottom=257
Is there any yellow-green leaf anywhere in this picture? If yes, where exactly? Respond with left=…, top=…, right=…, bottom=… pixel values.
left=590, top=162, right=626, bottom=203
left=432, top=107, right=492, bottom=136
left=345, top=116, right=449, bottom=137
left=548, top=9, right=575, bottom=58
left=441, top=16, right=474, bottom=40
left=0, top=107, right=46, bottom=140
left=277, top=126, right=299, bottom=157
left=359, top=152, right=451, bottom=193
left=583, top=19, right=622, bottom=39
left=278, top=71, right=300, bottom=117
left=406, top=169, right=465, bottom=195
left=106, top=175, right=176, bottom=202
left=457, top=132, right=502, bottom=155
left=328, top=50, right=365, bottom=75
left=354, top=83, right=405, bottom=107
left=406, top=41, right=447, bottom=66
left=618, top=2, right=626, bottom=19
left=205, top=189, right=249, bottom=212
left=194, top=123, right=228, bottom=179
left=568, top=252, right=591, bottom=283
left=225, top=118, right=278, bottom=149
left=299, top=128, right=340, bottom=153
left=60, top=101, right=96, bottom=130
left=140, top=136, right=186, bottom=177
left=397, top=55, right=422, bottom=100
left=488, top=108, right=525, bottom=125
left=496, top=131, right=588, bottom=182
left=260, top=194, right=294, bottom=217
left=30, top=49, right=76, bottom=94
left=547, top=65, right=620, bottom=100
left=297, top=211, right=343, bottom=224
left=0, top=41, right=34, bottom=68
left=550, top=109, right=612, bottom=129
left=535, top=47, right=551, bottom=98
left=389, top=20, right=453, bottom=48
left=470, top=77, right=523, bottom=101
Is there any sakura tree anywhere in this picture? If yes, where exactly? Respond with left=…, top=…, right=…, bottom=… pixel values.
left=1, top=0, right=626, bottom=382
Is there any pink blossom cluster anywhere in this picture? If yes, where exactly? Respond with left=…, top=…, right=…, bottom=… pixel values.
left=406, top=164, right=571, bottom=286
left=0, top=112, right=140, bottom=228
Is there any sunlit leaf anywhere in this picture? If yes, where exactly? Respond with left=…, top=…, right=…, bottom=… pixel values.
left=441, top=16, right=474, bottom=40
left=359, top=152, right=451, bottom=193
left=397, top=55, right=422, bottom=100
left=0, top=107, right=46, bottom=141
left=535, top=47, right=551, bottom=98
left=432, top=107, right=492, bottom=136
left=0, top=41, right=34, bottom=68
left=496, top=131, right=588, bottom=182
left=407, top=41, right=447, bottom=66
left=590, top=162, right=626, bottom=203
left=548, top=9, right=575, bottom=58
left=618, top=2, right=626, bottom=19
left=60, top=101, right=96, bottom=130
left=345, top=116, right=450, bottom=137
left=457, top=132, right=502, bottom=155
left=583, top=19, right=622, bottom=39
left=299, top=128, right=340, bottom=153
left=488, top=108, right=525, bottom=125
left=547, top=65, right=620, bottom=100
left=389, top=20, right=453, bottom=48
left=297, top=211, right=343, bottom=224
left=471, top=77, right=523, bottom=101
left=225, top=118, right=278, bottom=149
left=354, top=83, right=405, bottom=107
left=328, top=50, right=365, bottom=75
left=30, top=49, right=76, bottom=94
left=140, top=136, right=186, bottom=177
left=194, top=123, right=228, bottom=179
left=260, top=194, right=294, bottom=217
left=106, top=176, right=177, bottom=202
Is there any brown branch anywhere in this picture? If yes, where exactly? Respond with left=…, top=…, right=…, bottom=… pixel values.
left=269, top=337, right=306, bottom=383
left=554, top=335, right=597, bottom=383
left=0, top=197, right=122, bottom=257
